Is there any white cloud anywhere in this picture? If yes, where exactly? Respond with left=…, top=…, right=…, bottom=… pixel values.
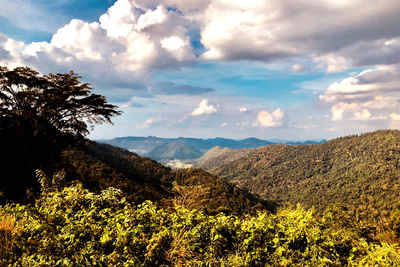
left=191, top=99, right=218, bottom=116
left=291, top=64, right=307, bottom=72
left=353, top=109, right=371, bottom=121
left=0, top=0, right=196, bottom=88
left=138, top=116, right=163, bottom=128
left=321, top=66, right=400, bottom=122
left=390, top=113, right=400, bottom=129
left=221, top=122, right=228, bottom=127
left=239, top=107, right=248, bottom=112
left=390, top=113, right=400, bottom=121
left=314, top=54, right=349, bottom=73
left=253, top=108, right=284, bottom=127
left=199, top=0, right=400, bottom=72
left=2, top=0, right=400, bottom=80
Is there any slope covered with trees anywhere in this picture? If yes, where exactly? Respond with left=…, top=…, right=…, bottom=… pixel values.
left=146, top=141, right=203, bottom=161
left=212, top=130, right=400, bottom=222
left=193, top=146, right=256, bottom=170
left=59, top=140, right=270, bottom=215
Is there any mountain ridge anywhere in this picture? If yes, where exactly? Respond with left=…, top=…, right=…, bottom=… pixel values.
left=102, top=136, right=326, bottom=161
left=209, top=130, right=400, bottom=222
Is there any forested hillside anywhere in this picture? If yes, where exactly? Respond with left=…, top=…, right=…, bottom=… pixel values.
left=59, top=140, right=271, bottom=215
left=193, top=146, right=256, bottom=170
left=212, top=130, right=400, bottom=223
left=146, top=141, right=203, bottom=161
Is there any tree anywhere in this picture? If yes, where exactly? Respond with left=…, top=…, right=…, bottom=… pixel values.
left=0, top=66, right=121, bottom=200
left=0, top=66, right=121, bottom=136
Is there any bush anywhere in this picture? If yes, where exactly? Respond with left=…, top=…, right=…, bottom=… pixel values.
left=1, top=183, right=400, bottom=266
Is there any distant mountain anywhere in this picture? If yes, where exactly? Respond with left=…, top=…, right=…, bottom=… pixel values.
left=193, top=146, right=256, bottom=170
left=103, top=136, right=168, bottom=155
left=102, top=136, right=327, bottom=162
left=146, top=141, right=203, bottom=161
left=210, top=130, right=400, bottom=222
left=103, top=136, right=275, bottom=154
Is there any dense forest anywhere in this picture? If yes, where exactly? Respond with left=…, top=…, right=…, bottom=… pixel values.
left=2, top=66, right=400, bottom=265
left=2, top=181, right=400, bottom=265
left=212, top=130, right=400, bottom=224
left=193, top=146, right=256, bottom=170
left=59, top=140, right=270, bottom=215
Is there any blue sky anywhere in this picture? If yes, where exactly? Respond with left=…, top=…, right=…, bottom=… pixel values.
left=1, top=0, right=400, bottom=140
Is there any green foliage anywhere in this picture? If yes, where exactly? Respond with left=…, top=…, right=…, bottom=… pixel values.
left=212, top=130, right=400, bottom=223
left=1, top=183, right=400, bottom=266
left=59, top=141, right=271, bottom=215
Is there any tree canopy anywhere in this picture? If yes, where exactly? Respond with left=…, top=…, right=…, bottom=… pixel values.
left=0, top=66, right=121, bottom=200
left=0, top=66, right=121, bottom=137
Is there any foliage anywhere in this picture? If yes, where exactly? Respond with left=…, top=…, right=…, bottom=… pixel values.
left=1, top=183, right=400, bottom=266
left=194, top=146, right=256, bottom=170
left=0, top=66, right=120, bottom=136
left=0, top=66, right=120, bottom=200
left=59, top=141, right=271, bottom=215
left=212, top=130, right=400, bottom=223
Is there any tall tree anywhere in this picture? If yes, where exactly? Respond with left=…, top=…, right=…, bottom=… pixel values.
left=0, top=66, right=121, bottom=200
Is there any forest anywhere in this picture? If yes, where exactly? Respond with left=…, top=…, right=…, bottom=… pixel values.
left=2, top=66, right=400, bottom=265
left=212, top=130, right=400, bottom=224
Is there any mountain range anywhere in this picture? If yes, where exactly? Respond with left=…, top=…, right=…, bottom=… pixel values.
left=102, top=136, right=326, bottom=161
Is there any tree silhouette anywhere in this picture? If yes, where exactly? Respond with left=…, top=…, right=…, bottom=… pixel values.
left=0, top=66, right=121, bottom=200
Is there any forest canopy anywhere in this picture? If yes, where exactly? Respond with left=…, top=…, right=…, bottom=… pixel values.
left=0, top=66, right=121, bottom=200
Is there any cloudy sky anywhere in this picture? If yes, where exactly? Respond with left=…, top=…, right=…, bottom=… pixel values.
left=1, top=0, right=400, bottom=140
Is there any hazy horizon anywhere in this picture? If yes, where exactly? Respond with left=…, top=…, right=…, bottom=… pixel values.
left=1, top=0, right=399, bottom=141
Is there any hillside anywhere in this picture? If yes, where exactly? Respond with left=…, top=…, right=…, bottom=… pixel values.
left=146, top=141, right=203, bottom=161
left=102, top=136, right=275, bottom=157
left=211, top=130, right=400, bottom=222
left=58, top=140, right=272, bottom=215
left=193, top=146, right=256, bottom=170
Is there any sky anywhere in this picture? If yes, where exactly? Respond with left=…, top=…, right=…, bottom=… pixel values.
left=1, top=0, right=400, bottom=140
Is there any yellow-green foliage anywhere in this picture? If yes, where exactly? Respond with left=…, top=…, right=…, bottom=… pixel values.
left=1, top=184, right=400, bottom=266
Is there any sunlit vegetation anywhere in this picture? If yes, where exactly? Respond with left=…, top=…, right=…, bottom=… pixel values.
left=1, top=177, right=400, bottom=266
left=3, top=66, right=400, bottom=265
left=212, top=130, right=400, bottom=223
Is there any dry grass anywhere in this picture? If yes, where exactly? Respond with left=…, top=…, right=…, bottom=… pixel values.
left=0, top=211, right=25, bottom=260
left=166, top=227, right=199, bottom=266
left=173, top=183, right=210, bottom=210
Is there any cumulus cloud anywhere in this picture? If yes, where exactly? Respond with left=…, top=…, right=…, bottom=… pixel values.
left=2, top=0, right=400, bottom=80
left=0, top=0, right=196, bottom=88
left=138, top=116, right=163, bottom=128
left=353, top=109, right=372, bottom=121
left=253, top=108, right=284, bottom=127
left=320, top=66, right=400, bottom=121
left=239, top=107, right=248, bottom=113
left=191, top=99, right=218, bottom=116
left=390, top=113, right=400, bottom=129
left=390, top=113, right=400, bottom=121
left=199, top=0, right=400, bottom=72
left=313, top=54, right=349, bottom=73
